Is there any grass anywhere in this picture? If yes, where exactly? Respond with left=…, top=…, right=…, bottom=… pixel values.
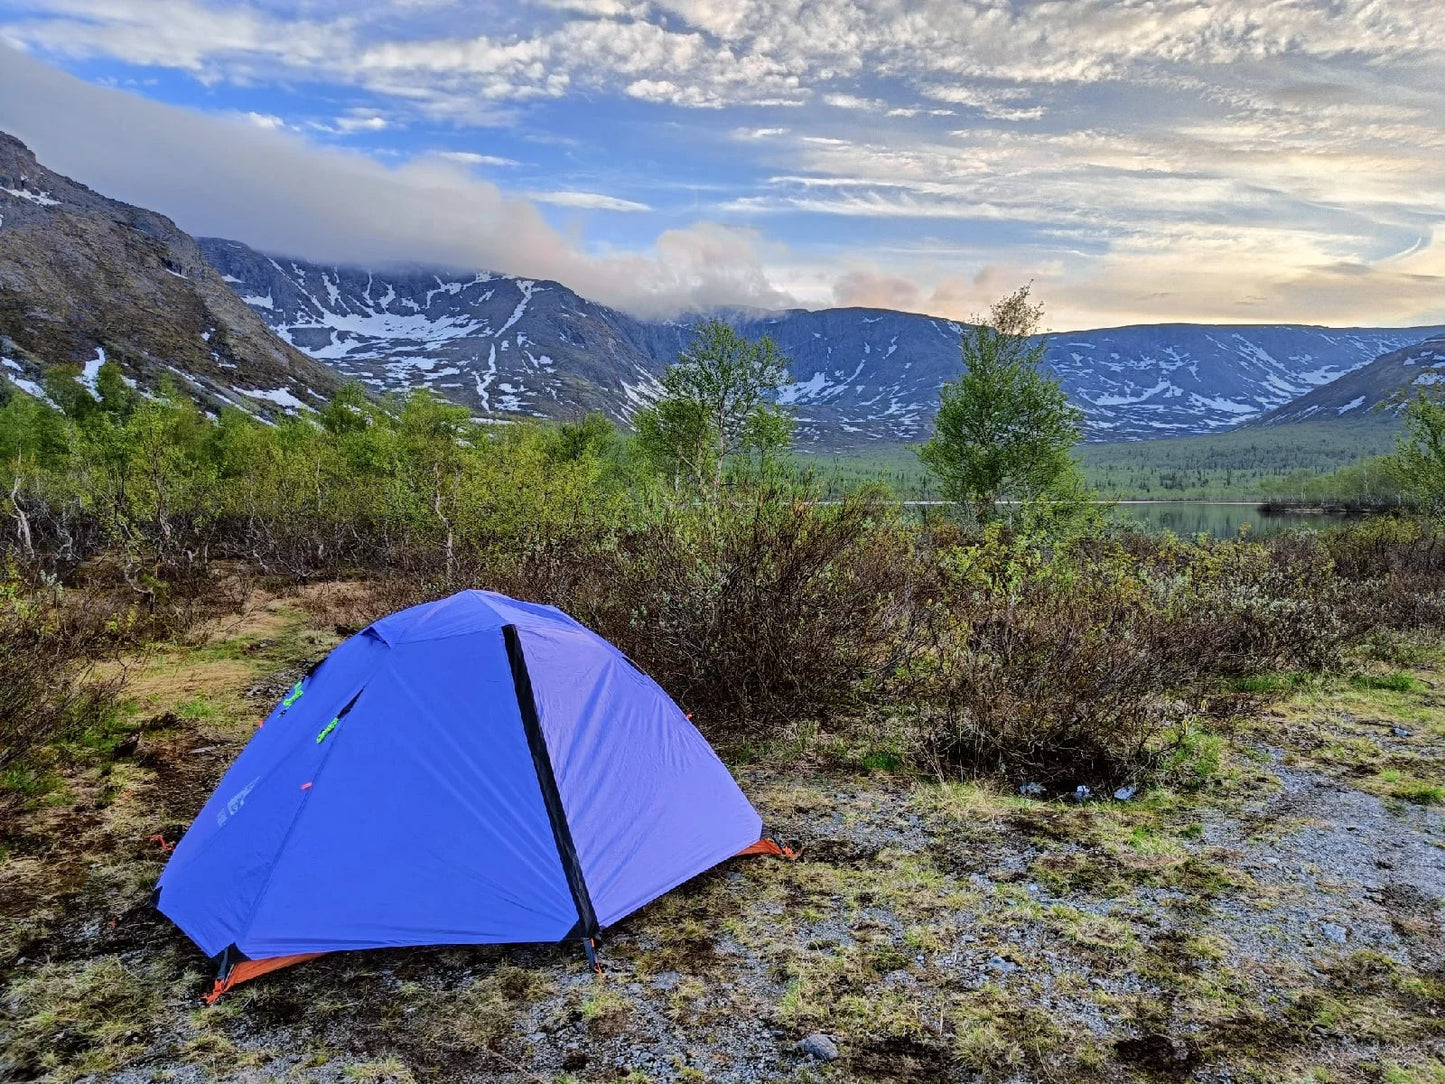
left=1252, top=648, right=1445, bottom=802
left=3, top=583, right=1443, bottom=1083
left=579, top=983, right=634, bottom=1036
left=1350, top=671, right=1423, bottom=692
left=342, top=1058, right=417, bottom=1083
left=1384, top=1062, right=1445, bottom=1084
left=951, top=985, right=1087, bottom=1080
left=1378, top=771, right=1445, bottom=805
left=5, top=955, right=172, bottom=1082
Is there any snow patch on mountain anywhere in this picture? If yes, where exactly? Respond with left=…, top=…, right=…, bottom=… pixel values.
left=198, top=238, right=1445, bottom=446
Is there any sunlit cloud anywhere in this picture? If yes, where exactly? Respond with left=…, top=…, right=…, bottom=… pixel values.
left=0, top=0, right=1442, bottom=326
left=528, top=189, right=652, bottom=212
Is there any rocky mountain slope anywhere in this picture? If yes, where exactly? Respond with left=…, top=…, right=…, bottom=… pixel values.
left=5, top=129, right=1440, bottom=444
left=1256, top=332, right=1445, bottom=426
left=199, top=238, right=1445, bottom=444
left=0, top=132, right=338, bottom=416
left=197, top=237, right=670, bottom=423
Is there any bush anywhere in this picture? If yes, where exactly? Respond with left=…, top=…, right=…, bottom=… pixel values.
left=10, top=373, right=1445, bottom=791
left=584, top=486, right=920, bottom=731
left=0, top=573, right=130, bottom=775
left=901, top=524, right=1375, bottom=788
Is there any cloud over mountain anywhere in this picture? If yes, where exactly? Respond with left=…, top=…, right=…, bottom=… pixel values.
left=2, top=1, right=1443, bottom=327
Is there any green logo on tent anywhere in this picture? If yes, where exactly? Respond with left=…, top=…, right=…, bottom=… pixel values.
left=315, top=717, right=338, bottom=744
left=283, top=680, right=305, bottom=709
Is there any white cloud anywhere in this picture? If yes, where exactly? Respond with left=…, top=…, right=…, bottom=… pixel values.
left=438, top=150, right=521, bottom=166
left=0, top=47, right=792, bottom=318
left=528, top=189, right=652, bottom=211
left=822, top=92, right=886, bottom=112
left=2, top=3, right=1444, bottom=326
left=922, top=85, right=1044, bottom=121
left=335, top=114, right=388, bottom=133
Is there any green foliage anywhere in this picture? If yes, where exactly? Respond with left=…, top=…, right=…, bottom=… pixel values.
left=634, top=395, right=712, bottom=487
left=918, top=286, right=1088, bottom=523
left=1384, top=391, right=1445, bottom=513
left=811, top=421, right=1403, bottom=503
left=6, top=363, right=1445, bottom=790
left=1084, top=422, right=1401, bottom=501
left=546, top=411, right=619, bottom=463
left=2, top=376, right=639, bottom=586
left=1349, top=672, right=1421, bottom=693
left=633, top=319, right=792, bottom=490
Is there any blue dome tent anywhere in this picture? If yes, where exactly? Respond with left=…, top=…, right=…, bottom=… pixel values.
left=155, top=590, right=790, bottom=1001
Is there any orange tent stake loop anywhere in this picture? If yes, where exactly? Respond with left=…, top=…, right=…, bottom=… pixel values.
left=202, top=949, right=327, bottom=1003
left=735, top=837, right=798, bottom=859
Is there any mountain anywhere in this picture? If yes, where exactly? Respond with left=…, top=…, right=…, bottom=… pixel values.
left=730, top=315, right=1445, bottom=442
left=0, top=132, right=338, bottom=415
left=1255, top=332, right=1445, bottom=426
left=199, top=238, right=1445, bottom=444
left=5, top=131, right=1440, bottom=444
left=196, top=237, right=674, bottom=422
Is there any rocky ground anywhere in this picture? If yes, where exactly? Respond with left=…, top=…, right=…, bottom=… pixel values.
left=1, top=587, right=1442, bottom=1083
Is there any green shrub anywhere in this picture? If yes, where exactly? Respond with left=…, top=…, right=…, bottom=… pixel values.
left=0, top=572, right=130, bottom=775
left=9, top=376, right=1445, bottom=789
left=1349, top=672, right=1421, bottom=692
left=900, top=523, right=1370, bottom=787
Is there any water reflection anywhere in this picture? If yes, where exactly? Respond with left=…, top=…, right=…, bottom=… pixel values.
left=1111, top=501, right=1358, bottom=538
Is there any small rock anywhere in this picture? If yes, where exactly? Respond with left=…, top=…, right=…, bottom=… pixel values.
left=799, top=1033, right=839, bottom=1062
left=986, top=955, right=1020, bottom=975
left=1019, top=782, right=1045, bottom=798
left=1113, top=785, right=1137, bottom=801
left=1320, top=922, right=1348, bottom=945
left=1070, top=785, right=1092, bottom=803
left=1392, top=727, right=1412, bottom=738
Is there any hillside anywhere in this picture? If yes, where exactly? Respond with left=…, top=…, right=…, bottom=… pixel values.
left=201, top=237, right=1445, bottom=445
left=5, top=128, right=1443, bottom=448
left=0, top=133, right=338, bottom=416
left=811, top=421, right=1405, bottom=500
left=1257, top=332, right=1445, bottom=426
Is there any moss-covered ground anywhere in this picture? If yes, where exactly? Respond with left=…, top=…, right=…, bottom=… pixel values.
left=2, top=587, right=1441, bottom=1083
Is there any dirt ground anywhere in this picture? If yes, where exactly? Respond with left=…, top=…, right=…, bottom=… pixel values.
left=1, top=590, right=1442, bottom=1083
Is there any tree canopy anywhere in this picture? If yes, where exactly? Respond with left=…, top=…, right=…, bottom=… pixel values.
left=918, top=286, right=1087, bottom=525
left=634, top=319, right=793, bottom=491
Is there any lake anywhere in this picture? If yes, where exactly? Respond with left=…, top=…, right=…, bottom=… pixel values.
left=1110, top=501, right=1359, bottom=538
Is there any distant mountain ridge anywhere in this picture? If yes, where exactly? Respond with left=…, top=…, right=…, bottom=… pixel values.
left=4, top=129, right=1442, bottom=446
left=1256, top=332, right=1445, bottom=426
left=200, top=237, right=1445, bottom=444
left=0, top=132, right=338, bottom=415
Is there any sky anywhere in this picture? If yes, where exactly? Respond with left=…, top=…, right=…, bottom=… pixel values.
left=1, top=0, right=1443, bottom=330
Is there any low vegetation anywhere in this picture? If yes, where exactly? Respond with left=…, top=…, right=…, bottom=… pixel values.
left=4, top=303, right=1445, bottom=1082
left=815, top=418, right=1404, bottom=502
left=5, top=322, right=1445, bottom=787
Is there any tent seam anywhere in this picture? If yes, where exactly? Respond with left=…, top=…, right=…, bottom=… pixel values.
left=230, top=666, right=387, bottom=955
left=503, top=623, right=600, bottom=940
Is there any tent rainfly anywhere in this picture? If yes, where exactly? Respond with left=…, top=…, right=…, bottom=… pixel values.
left=154, top=590, right=791, bottom=1001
